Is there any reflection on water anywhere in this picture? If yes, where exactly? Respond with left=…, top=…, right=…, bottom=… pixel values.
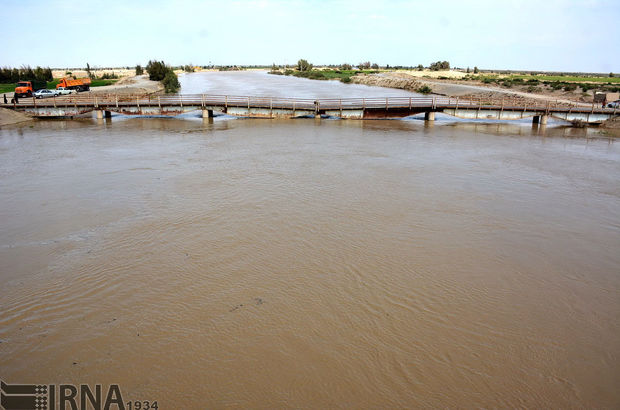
left=0, top=86, right=619, bottom=409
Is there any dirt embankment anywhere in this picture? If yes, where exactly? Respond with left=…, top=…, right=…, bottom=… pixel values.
left=0, top=108, right=33, bottom=126
left=351, top=73, right=420, bottom=92
left=601, top=116, right=620, bottom=129
left=88, top=75, right=163, bottom=95
left=353, top=71, right=595, bottom=107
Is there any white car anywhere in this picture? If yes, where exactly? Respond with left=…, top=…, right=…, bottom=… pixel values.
left=56, top=87, right=76, bottom=95
left=33, top=89, right=59, bottom=99
left=607, top=100, right=620, bottom=108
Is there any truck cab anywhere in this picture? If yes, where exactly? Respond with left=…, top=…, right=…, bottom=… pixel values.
left=14, top=80, right=48, bottom=98
left=14, top=81, right=33, bottom=98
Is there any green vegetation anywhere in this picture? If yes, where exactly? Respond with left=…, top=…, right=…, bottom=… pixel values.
left=146, top=60, right=180, bottom=93
left=270, top=67, right=379, bottom=83
left=0, top=84, right=15, bottom=94
left=162, top=71, right=180, bottom=93
left=135, top=65, right=143, bottom=75
left=297, top=59, right=313, bottom=72
left=417, top=85, right=432, bottom=94
left=86, top=63, right=94, bottom=80
left=429, top=61, right=450, bottom=71
left=462, top=72, right=620, bottom=94
left=100, top=72, right=118, bottom=80
left=0, top=66, right=53, bottom=84
left=90, top=79, right=118, bottom=87
left=182, top=64, right=195, bottom=73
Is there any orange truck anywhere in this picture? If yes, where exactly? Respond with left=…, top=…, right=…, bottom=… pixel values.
left=14, top=80, right=47, bottom=98
left=56, top=77, right=91, bottom=92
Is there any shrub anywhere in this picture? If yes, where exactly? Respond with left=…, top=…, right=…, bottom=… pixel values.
left=473, top=66, right=479, bottom=74
left=550, top=82, right=563, bottom=90
left=340, top=76, right=351, bottom=83
left=86, top=63, right=94, bottom=79
left=162, top=70, right=180, bottom=93
left=340, top=63, right=352, bottom=70
left=563, top=84, right=577, bottom=92
left=297, top=59, right=312, bottom=72
left=307, top=71, right=326, bottom=80
left=429, top=61, right=450, bottom=71
left=146, top=60, right=169, bottom=81
left=417, top=85, right=432, bottom=94
left=135, top=65, right=143, bottom=75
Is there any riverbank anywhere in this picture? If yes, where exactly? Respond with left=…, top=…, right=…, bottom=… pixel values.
left=0, top=108, right=32, bottom=126
left=352, top=71, right=604, bottom=107
left=0, top=75, right=163, bottom=126
left=88, top=74, right=163, bottom=95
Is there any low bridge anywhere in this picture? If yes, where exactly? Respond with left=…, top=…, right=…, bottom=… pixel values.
left=2, top=94, right=618, bottom=124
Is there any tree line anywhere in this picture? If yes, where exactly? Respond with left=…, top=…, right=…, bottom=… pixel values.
left=0, top=66, right=53, bottom=83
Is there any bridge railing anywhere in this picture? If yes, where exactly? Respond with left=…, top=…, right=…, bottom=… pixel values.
left=3, top=93, right=617, bottom=114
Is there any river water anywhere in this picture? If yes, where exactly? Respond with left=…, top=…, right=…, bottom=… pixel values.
left=0, top=72, right=619, bottom=408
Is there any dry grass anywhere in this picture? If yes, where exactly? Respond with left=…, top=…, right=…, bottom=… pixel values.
left=396, top=70, right=467, bottom=79
left=51, top=68, right=136, bottom=79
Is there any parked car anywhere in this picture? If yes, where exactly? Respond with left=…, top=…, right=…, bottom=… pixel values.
left=33, top=89, right=59, bottom=99
left=56, top=87, right=76, bottom=95
left=607, top=100, right=620, bottom=108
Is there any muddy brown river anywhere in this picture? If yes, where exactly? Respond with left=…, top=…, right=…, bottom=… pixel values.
left=1, top=72, right=619, bottom=408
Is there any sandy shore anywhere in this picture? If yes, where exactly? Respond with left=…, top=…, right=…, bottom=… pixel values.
left=0, top=108, right=32, bottom=126
left=88, top=75, right=163, bottom=95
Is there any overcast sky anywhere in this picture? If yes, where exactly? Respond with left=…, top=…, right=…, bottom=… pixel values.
left=2, top=0, right=618, bottom=72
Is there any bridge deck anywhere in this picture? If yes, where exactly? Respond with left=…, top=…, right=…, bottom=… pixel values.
left=1, top=94, right=617, bottom=121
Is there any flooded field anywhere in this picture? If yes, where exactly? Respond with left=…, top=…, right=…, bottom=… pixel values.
left=0, top=72, right=619, bottom=408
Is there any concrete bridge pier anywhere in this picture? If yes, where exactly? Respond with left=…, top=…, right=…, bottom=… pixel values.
left=202, top=109, right=213, bottom=118
left=533, top=115, right=548, bottom=125
left=95, top=110, right=112, bottom=119
left=424, top=111, right=435, bottom=121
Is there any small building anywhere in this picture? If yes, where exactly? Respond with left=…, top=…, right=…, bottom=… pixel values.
left=594, top=92, right=619, bottom=104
